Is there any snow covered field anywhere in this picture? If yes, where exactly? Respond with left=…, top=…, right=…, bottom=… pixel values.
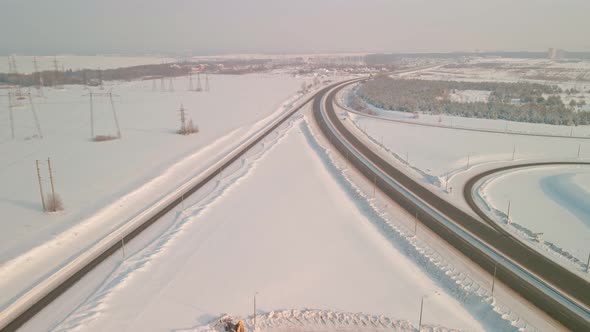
left=338, top=89, right=590, bottom=277
left=1, top=55, right=174, bottom=74
left=400, top=59, right=590, bottom=113
left=346, top=112, right=590, bottom=191
left=343, top=84, right=590, bottom=138
left=20, top=114, right=526, bottom=332
left=474, top=165, right=590, bottom=277
left=0, top=74, right=307, bottom=310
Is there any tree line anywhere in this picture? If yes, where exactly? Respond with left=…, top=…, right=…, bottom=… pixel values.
left=357, top=77, right=590, bottom=126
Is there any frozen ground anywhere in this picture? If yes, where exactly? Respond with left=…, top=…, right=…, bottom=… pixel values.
left=20, top=114, right=524, bottom=331
left=346, top=112, right=590, bottom=191
left=338, top=89, right=590, bottom=278
left=449, top=90, right=491, bottom=104
left=1, top=55, right=174, bottom=74
left=185, top=309, right=459, bottom=332
left=0, top=73, right=307, bottom=309
left=473, top=165, right=590, bottom=277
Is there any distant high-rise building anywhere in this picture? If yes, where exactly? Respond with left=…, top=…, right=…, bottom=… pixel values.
left=548, top=48, right=565, bottom=60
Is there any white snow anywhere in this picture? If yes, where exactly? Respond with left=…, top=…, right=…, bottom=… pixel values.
left=338, top=87, right=590, bottom=276
left=22, top=115, right=497, bottom=332
left=448, top=90, right=491, bottom=104
left=474, top=165, right=590, bottom=276
left=184, top=309, right=455, bottom=332
left=347, top=112, right=590, bottom=188
left=0, top=74, right=307, bottom=310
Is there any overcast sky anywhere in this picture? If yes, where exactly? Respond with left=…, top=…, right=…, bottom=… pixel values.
left=1, top=0, right=589, bottom=55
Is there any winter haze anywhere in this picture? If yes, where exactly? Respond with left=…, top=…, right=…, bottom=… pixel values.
left=1, top=0, right=589, bottom=54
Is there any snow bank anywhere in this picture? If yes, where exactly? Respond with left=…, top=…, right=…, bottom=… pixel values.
left=178, top=309, right=454, bottom=332
left=473, top=166, right=590, bottom=279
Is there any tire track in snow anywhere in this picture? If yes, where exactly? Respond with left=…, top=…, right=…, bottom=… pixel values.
left=49, top=118, right=300, bottom=332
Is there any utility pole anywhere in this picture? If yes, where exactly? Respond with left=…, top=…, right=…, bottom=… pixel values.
left=109, top=92, right=122, bottom=139
left=7, top=92, right=15, bottom=140
left=204, top=73, right=210, bottom=92
left=253, top=292, right=258, bottom=331
left=98, top=68, right=103, bottom=90
left=418, top=296, right=424, bottom=332
left=152, top=79, right=157, bottom=92
left=585, top=250, right=590, bottom=273
left=88, top=91, right=95, bottom=139
left=36, top=160, right=46, bottom=212
left=168, top=77, right=175, bottom=92
left=53, top=57, right=60, bottom=88
left=578, top=144, right=582, bottom=159
left=445, top=172, right=450, bottom=192
left=491, top=264, right=497, bottom=296
left=121, top=237, right=126, bottom=259
left=373, top=174, right=377, bottom=198
left=28, top=93, right=43, bottom=139
left=507, top=200, right=511, bottom=220
left=10, top=55, right=23, bottom=97
left=33, top=57, right=44, bottom=97
left=47, top=157, right=57, bottom=211
left=196, top=73, right=202, bottom=92
left=414, top=211, right=418, bottom=235
left=179, top=104, right=186, bottom=134
left=466, top=153, right=470, bottom=168
left=512, top=145, right=516, bottom=161
left=160, top=77, right=165, bottom=92
left=7, top=56, right=13, bottom=73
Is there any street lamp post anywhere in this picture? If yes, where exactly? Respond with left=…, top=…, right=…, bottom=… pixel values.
left=254, top=292, right=258, bottom=331
left=418, top=296, right=424, bottom=331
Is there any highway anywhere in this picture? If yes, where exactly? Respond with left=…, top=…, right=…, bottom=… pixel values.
left=0, top=81, right=353, bottom=332
left=313, top=79, right=590, bottom=330
left=464, top=162, right=590, bottom=234
left=3, top=75, right=589, bottom=331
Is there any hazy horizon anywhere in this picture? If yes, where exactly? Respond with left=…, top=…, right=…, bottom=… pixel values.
left=1, top=0, right=589, bottom=55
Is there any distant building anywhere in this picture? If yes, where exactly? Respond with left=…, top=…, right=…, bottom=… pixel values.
left=548, top=48, right=565, bottom=60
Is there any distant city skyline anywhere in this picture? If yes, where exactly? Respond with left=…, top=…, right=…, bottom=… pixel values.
left=1, top=0, right=589, bottom=55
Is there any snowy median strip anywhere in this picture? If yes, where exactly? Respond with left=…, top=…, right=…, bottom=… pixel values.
left=0, top=85, right=323, bottom=330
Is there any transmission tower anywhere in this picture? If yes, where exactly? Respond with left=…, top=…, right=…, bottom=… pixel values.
left=168, top=77, right=175, bottom=92
left=53, top=57, right=62, bottom=89
left=9, top=55, right=23, bottom=97
left=98, top=67, right=103, bottom=90
left=204, top=73, right=210, bottom=92
left=84, top=89, right=122, bottom=140
left=188, top=72, right=194, bottom=91
left=179, top=104, right=186, bottom=134
left=7, top=56, right=13, bottom=73
left=27, top=91, right=43, bottom=139
left=7, top=92, right=15, bottom=139
left=196, top=73, right=203, bottom=92
left=33, top=57, right=44, bottom=97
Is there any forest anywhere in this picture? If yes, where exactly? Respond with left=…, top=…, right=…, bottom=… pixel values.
left=357, top=77, right=590, bottom=125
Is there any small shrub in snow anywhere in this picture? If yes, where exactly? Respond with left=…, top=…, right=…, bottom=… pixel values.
left=178, top=119, right=199, bottom=135
left=45, top=193, right=64, bottom=212
left=93, top=135, right=118, bottom=142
